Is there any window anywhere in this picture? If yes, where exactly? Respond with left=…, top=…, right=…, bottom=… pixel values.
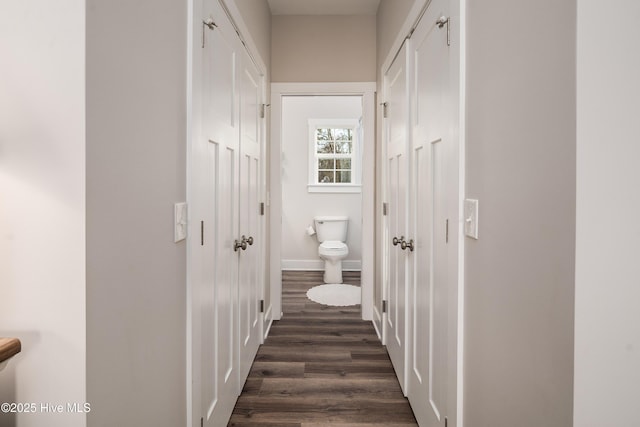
left=308, top=119, right=361, bottom=193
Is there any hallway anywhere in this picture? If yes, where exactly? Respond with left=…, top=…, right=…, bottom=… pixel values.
left=229, top=271, right=417, bottom=426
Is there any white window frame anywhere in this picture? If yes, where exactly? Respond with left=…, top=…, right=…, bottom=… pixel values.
left=307, top=118, right=361, bottom=193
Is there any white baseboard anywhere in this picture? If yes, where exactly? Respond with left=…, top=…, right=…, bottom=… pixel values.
left=281, top=259, right=361, bottom=271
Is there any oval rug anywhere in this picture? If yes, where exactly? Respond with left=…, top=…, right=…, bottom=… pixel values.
left=306, top=284, right=361, bottom=307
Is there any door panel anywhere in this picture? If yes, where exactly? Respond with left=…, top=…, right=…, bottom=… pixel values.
left=407, top=0, right=451, bottom=424
left=201, top=141, right=219, bottom=422
left=384, top=43, right=409, bottom=394
left=194, top=2, right=266, bottom=426
left=238, top=50, right=262, bottom=385
left=200, top=3, right=240, bottom=426
left=411, top=139, right=447, bottom=423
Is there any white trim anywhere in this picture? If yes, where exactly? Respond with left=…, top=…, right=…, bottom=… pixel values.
left=270, top=82, right=376, bottom=321
left=281, top=259, right=362, bottom=271
left=456, top=1, right=466, bottom=426
left=308, top=184, right=362, bottom=193
left=259, top=74, right=269, bottom=344
left=372, top=306, right=383, bottom=340
left=263, top=307, right=273, bottom=339
left=186, top=2, right=198, bottom=427
left=272, top=82, right=377, bottom=95
left=270, top=91, right=283, bottom=320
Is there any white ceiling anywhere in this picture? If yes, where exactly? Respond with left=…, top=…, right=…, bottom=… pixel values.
left=267, top=0, right=381, bottom=16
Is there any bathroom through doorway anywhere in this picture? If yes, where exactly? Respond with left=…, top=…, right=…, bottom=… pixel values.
left=269, top=83, right=376, bottom=325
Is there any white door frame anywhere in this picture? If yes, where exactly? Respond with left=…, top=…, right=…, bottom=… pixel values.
left=270, top=82, right=376, bottom=321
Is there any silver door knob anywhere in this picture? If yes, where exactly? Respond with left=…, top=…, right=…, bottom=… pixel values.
left=234, top=239, right=247, bottom=252
left=392, top=236, right=404, bottom=246
left=436, top=16, right=449, bottom=28
left=401, top=239, right=414, bottom=252
left=240, top=235, right=252, bottom=249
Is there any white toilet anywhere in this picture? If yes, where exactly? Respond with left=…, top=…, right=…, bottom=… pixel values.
left=314, top=216, right=349, bottom=284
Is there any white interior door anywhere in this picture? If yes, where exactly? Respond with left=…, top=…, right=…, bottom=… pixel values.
left=407, top=0, right=453, bottom=424
left=238, top=49, right=263, bottom=384
left=199, top=3, right=240, bottom=425
left=384, top=43, right=410, bottom=394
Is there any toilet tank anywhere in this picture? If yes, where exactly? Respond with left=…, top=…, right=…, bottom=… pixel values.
left=314, top=216, right=348, bottom=242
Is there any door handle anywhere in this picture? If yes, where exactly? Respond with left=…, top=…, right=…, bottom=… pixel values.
left=240, top=235, right=249, bottom=251
left=392, top=236, right=404, bottom=246
left=234, top=238, right=247, bottom=252
left=401, top=239, right=415, bottom=252
left=234, top=235, right=253, bottom=252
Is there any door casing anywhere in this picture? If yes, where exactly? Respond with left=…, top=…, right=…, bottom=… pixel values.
left=269, top=82, right=376, bottom=322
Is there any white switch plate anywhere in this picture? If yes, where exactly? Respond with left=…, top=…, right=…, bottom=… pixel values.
left=464, top=199, right=479, bottom=239
left=174, top=202, right=188, bottom=242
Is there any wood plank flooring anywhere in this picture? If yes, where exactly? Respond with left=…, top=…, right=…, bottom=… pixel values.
left=229, top=270, right=417, bottom=427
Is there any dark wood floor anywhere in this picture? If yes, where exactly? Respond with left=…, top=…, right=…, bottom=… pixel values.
left=229, top=270, right=417, bottom=427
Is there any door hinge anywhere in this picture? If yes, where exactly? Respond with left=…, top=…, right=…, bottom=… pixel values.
left=202, top=18, right=217, bottom=48
left=446, top=219, right=449, bottom=243
left=383, top=202, right=388, bottom=216
left=382, top=300, right=387, bottom=313
left=260, top=202, right=265, bottom=215
left=260, top=299, right=264, bottom=313
left=200, top=416, right=204, bottom=427
left=260, top=104, right=270, bottom=119
left=437, top=16, right=451, bottom=47
left=381, top=102, right=388, bottom=118
left=445, top=416, right=448, bottom=427
left=200, top=220, right=204, bottom=246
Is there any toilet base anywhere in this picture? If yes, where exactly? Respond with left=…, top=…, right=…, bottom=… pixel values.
left=323, top=260, right=343, bottom=284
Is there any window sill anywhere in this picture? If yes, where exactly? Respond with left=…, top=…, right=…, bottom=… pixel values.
left=308, top=184, right=362, bottom=194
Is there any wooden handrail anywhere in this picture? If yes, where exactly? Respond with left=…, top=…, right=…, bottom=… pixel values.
left=0, top=337, right=21, bottom=363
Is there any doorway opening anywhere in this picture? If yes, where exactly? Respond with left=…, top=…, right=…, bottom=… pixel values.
left=282, top=96, right=361, bottom=288
left=269, top=83, right=376, bottom=328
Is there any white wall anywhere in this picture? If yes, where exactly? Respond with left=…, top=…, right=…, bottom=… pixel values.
left=86, top=1, right=187, bottom=426
left=281, top=96, right=363, bottom=271
left=0, top=1, right=86, bottom=426
left=464, top=1, right=576, bottom=426
left=271, top=15, right=376, bottom=82
left=233, top=0, right=271, bottom=76
left=574, top=1, right=640, bottom=426
left=376, top=0, right=416, bottom=77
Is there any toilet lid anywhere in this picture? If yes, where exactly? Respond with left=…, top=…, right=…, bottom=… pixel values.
left=321, top=241, right=347, bottom=250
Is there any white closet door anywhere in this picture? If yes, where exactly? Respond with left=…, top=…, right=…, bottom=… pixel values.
left=199, top=2, right=241, bottom=425
left=238, top=49, right=263, bottom=385
left=384, top=43, right=410, bottom=394
left=407, top=0, right=453, bottom=424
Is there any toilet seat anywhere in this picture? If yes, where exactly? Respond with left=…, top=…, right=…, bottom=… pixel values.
left=319, top=240, right=348, bottom=256
left=321, top=240, right=347, bottom=250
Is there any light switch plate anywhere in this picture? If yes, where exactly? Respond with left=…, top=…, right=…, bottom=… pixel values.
left=174, top=202, right=188, bottom=242
left=464, top=199, right=479, bottom=239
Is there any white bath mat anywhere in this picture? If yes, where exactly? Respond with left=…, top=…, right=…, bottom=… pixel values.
left=306, top=284, right=361, bottom=307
